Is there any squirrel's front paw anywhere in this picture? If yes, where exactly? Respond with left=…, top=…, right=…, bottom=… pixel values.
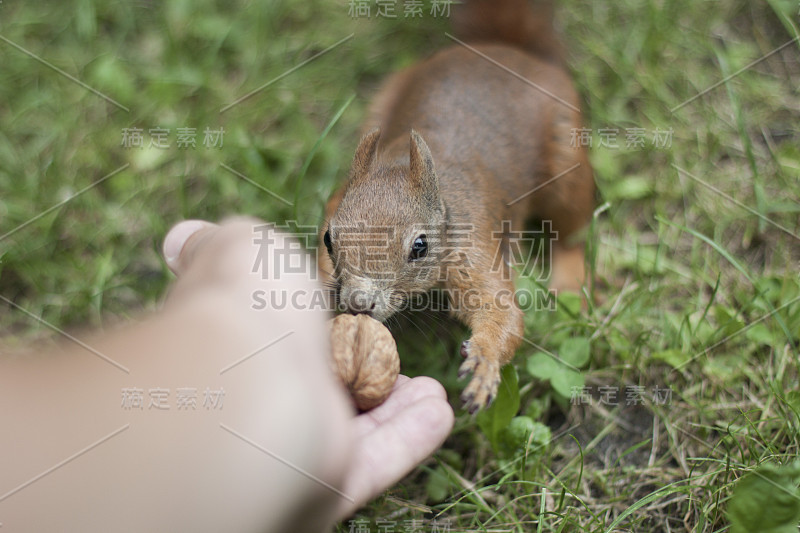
left=458, top=340, right=500, bottom=413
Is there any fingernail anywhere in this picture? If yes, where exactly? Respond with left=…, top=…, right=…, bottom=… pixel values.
left=163, top=220, right=208, bottom=268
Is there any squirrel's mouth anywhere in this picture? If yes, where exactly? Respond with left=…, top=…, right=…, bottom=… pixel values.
left=344, top=304, right=392, bottom=324
left=341, top=295, right=400, bottom=324
left=345, top=309, right=375, bottom=320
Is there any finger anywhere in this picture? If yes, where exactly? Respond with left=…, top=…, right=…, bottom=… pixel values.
left=354, top=375, right=448, bottom=436
left=162, top=220, right=216, bottom=275
left=337, top=391, right=454, bottom=518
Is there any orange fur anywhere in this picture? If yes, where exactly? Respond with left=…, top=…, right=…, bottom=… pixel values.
left=319, top=0, right=595, bottom=411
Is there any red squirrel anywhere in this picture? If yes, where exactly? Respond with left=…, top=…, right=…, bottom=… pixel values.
left=318, top=0, right=595, bottom=412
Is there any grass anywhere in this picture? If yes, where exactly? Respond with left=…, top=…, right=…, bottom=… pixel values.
left=1, top=0, right=800, bottom=531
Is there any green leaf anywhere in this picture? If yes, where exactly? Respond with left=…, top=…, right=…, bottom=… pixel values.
left=503, top=416, right=536, bottom=449
left=527, top=351, right=585, bottom=398
left=550, top=368, right=585, bottom=399
left=702, top=355, right=743, bottom=381
left=559, top=337, right=591, bottom=368
left=590, top=144, right=622, bottom=187
left=614, top=244, right=668, bottom=276
left=89, top=55, right=134, bottom=102
left=477, top=365, right=520, bottom=450
left=527, top=351, right=561, bottom=381
left=604, top=175, right=653, bottom=201
left=425, top=466, right=450, bottom=503
left=557, top=291, right=583, bottom=316
left=714, top=305, right=746, bottom=338
left=745, top=322, right=775, bottom=346
left=502, top=416, right=552, bottom=451
left=728, top=462, right=800, bottom=533
left=652, top=349, right=690, bottom=369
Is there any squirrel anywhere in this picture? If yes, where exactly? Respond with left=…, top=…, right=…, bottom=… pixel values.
left=318, top=0, right=595, bottom=412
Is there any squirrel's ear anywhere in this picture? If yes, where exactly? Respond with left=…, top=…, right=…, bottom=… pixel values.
left=351, top=128, right=381, bottom=177
left=409, top=130, right=439, bottom=195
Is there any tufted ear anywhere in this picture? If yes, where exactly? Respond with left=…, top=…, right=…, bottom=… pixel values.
left=409, top=129, right=440, bottom=200
left=350, top=128, right=381, bottom=177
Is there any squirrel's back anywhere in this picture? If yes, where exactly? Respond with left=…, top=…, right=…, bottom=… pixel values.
left=365, top=0, right=572, bottom=159
left=367, top=45, right=575, bottom=206
left=363, top=0, right=579, bottom=209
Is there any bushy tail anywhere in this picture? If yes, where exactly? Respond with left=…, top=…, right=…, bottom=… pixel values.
left=450, top=0, right=564, bottom=64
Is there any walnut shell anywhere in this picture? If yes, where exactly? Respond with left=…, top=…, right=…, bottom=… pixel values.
left=329, top=313, right=400, bottom=411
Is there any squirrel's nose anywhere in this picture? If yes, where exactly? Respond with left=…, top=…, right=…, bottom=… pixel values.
left=346, top=291, right=377, bottom=314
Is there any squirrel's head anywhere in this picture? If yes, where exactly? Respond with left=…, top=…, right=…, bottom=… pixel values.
left=323, top=129, right=447, bottom=322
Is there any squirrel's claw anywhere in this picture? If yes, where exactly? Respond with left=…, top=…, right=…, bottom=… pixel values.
left=458, top=339, right=500, bottom=412
left=460, top=340, right=470, bottom=358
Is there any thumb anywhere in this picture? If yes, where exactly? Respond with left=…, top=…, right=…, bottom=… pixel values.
left=162, top=220, right=216, bottom=275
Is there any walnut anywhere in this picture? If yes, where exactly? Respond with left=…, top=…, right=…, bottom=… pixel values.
left=328, top=313, right=400, bottom=411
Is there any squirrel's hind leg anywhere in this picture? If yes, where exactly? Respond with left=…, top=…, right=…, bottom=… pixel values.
left=533, top=107, right=596, bottom=293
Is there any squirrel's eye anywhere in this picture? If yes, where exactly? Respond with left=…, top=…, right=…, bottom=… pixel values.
left=323, top=229, right=333, bottom=255
left=409, top=234, right=428, bottom=261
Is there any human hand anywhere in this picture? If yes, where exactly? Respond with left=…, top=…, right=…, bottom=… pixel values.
left=163, top=219, right=454, bottom=522
left=335, top=374, right=454, bottom=520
